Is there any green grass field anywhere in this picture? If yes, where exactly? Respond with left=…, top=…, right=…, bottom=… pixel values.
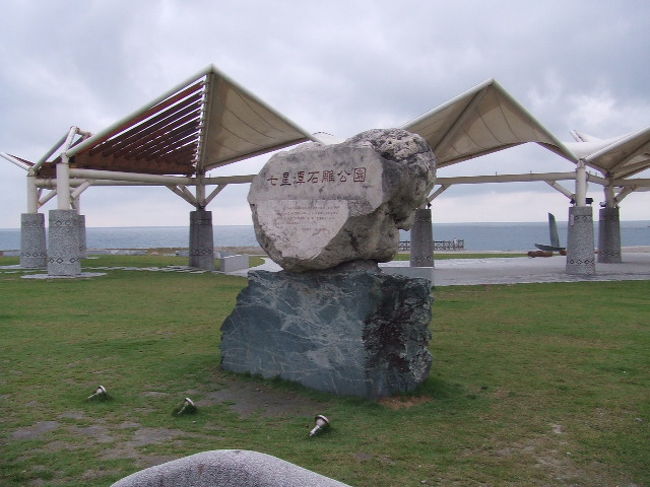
left=1, top=255, right=648, bottom=486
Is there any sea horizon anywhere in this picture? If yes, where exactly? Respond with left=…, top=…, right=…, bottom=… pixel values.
left=1, top=220, right=648, bottom=253
left=2, top=219, right=650, bottom=231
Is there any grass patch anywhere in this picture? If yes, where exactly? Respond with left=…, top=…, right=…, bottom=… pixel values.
left=0, top=257, right=648, bottom=486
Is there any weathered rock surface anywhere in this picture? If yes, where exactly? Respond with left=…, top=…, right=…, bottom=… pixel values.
left=111, top=449, right=353, bottom=487
left=220, top=265, right=433, bottom=398
left=248, top=129, right=436, bottom=272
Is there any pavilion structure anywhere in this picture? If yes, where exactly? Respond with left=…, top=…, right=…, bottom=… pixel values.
left=401, top=79, right=650, bottom=275
left=2, top=66, right=648, bottom=277
left=2, top=65, right=315, bottom=275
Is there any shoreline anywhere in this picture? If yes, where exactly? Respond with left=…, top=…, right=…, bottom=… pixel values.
left=2, top=246, right=650, bottom=257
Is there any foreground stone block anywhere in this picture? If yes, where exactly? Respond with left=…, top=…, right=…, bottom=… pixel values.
left=189, top=209, right=215, bottom=271
left=221, top=265, right=433, bottom=398
left=111, top=449, right=353, bottom=487
left=598, top=206, right=621, bottom=263
left=20, top=213, right=47, bottom=268
left=47, top=209, right=81, bottom=276
left=248, top=129, right=436, bottom=272
left=219, top=254, right=250, bottom=272
left=566, top=206, right=595, bottom=275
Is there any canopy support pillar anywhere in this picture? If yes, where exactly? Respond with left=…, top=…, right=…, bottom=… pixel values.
left=565, top=204, right=595, bottom=275
left=189, top=209, right=215, bottom=271
left=597, top=186, right=621, bottom=263
left=20, top=175, right=47, bottom=268
left=47, top=127, right=82, bottom=276
left=20, top=213, right=47, bottom=268
left=409, top=206, right=434, bottom=269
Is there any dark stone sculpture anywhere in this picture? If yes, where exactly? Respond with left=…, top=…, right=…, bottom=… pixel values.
left=221, top=263, right=432, bottom=399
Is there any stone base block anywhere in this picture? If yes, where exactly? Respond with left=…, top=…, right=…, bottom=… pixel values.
left=410, top=208, right=434, bottom=267
left=598, top=207, right=621, bottom=263
left=189, top=209, right=215, bottom=271
left=566, top=206, right=595, bottom=275
left=220, top=262, right=433, bottom=398
left=219, top=255, right=250, bottom=272
left=47, top=209, right=81, bottom=276
left=20, top=213, right=47, bottom=268
left=77, top=214, right=87, bottom=259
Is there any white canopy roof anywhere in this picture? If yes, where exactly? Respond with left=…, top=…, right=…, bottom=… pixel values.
left=64, top=65, right=314, bottom=176
left=565, top=128, right=650, bottom=180
left=402, top=79, right=576, bottom=168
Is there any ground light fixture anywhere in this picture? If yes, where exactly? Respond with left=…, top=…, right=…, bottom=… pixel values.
left=172, top=397, right=197, bottom=416
left=308, top=414, right=330, bottom=437
left=86, top=385, right=110, bottom=401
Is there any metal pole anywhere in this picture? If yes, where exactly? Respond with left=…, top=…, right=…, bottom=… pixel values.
left=56, top=127, right=79, bottom=210
left=575, top=160, right=587, bottom=206
left=604, top=185, right=616, bottom=207
left=1, top=152, right=31, bottom=171
left=56, top=162, right=71, bottom=210
left=26, top=175, right=39, bottom=213
left=196, top=172, right=206, bottom=208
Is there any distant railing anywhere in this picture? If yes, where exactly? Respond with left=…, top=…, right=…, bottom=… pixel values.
left=398, top=239, right=465, bottom=252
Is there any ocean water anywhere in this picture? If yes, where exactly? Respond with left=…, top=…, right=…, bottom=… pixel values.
left=1, top=221, right=649, bottom=252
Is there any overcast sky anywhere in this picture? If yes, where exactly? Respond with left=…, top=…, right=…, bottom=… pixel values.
left=1, top=0, right=649, bottom=228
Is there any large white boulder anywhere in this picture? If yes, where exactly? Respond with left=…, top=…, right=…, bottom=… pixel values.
left=248, top=129, right=436, bottom=272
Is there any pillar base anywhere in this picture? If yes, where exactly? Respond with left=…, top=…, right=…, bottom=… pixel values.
left=565, top=206, right=595, bottom=275
left=20, top=213, right=47, bottom=268
left=47, top=209, right=81, bottom=276
left=597, top=207, right=621, bottom=263
left=77, top=214, right=87, bottom=260
left=189, top=210, right=215, bottom=271
left=409, top=208, right=434, bottom=268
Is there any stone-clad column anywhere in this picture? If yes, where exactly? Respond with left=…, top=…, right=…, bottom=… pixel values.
left=20, top=213, right=47, bottom=268
left=409, top=208, right=434, bottom=268
left=597, top=207, right=621, bottom=263
left=189, top=209, right=215, bottom=271
left=77, top=214, right=87, bottom=260
left=47, top=209, right=81, bottom=276
left=565, top=206, right=595, bottom=275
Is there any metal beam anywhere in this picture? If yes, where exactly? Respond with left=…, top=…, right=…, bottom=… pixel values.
left=38, top=189, right=58, bottom=207
left=204, top=184, right=226, bottom=207
left=167, top=185, right=197, bottom=206
left=435, top=171, right=577, bottom=185
left=427, top=185, right=449, bottom=203
left=612, top=178, right=650, bottom=188
left=69, top=168, right=192, bottom=184
left=70, top=181, right=93, bottom=199
left=545, top=180, right=574, bottom=200
left=67, top=168, right=256, bottom=186
left=203, top=174, right=255, bottom=184
left=0, top=152, right=31, bottom=171
left=616, top=187, right=636, bottom=202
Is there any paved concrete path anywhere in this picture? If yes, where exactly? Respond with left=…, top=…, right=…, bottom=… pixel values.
left=428, top=252, right=650, bottom=286
left=238, top=252, right=650, bottom=286
left=4, top=252, right=649, bottom=286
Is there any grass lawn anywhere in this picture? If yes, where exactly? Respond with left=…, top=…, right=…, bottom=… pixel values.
left=0, top=255, right=648, bottom=486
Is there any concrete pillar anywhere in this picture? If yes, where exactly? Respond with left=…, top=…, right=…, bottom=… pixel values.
left=77, top=214, right=87, bottom=260
left=20, top=213, right=47, bottom=268
left=410, top=208, right=434, bottom=268
left=189, top=209, right=215, bottom=271
left=47, top=209, right=81, bottom=276
left=565, top=206, right=595, bottom=275
left=597, top=207, right=621, bottom=263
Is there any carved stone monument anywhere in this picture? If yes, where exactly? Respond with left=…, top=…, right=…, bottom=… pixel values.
left=221, top=129, right=436, bottom=398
